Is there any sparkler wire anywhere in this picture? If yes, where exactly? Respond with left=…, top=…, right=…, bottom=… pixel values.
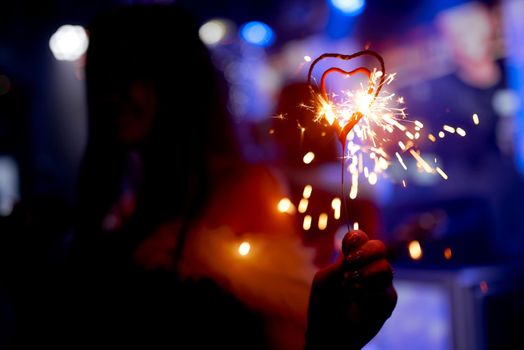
left=307, top=50, right=387, bottom=230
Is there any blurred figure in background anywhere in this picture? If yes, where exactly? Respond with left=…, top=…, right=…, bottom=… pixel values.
left=6, top=4, right=396, bottom=350
left=386, top=1, right=517, bottom=263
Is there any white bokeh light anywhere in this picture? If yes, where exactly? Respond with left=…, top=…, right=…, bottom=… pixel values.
left=330, top=0, right=366, bottom=15
left=199, top=19, right=232, bottom=46
left=49, top=25, right=89, bottom=61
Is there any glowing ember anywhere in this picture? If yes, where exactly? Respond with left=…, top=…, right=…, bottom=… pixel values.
left=298, top=198, right=309, bottom=213
left=318, top=213, right=328, bottom=230
left=443, top=125, right=455, bottom=134
left=303, top=151, right=315, bottom=164
left=368, top=172, right=378, bottom=185
left=409, top=149, right=433, bottom=173
left=349, top=172, right=358, bottom=199
left=331, top=198, right=341, bottom=219
left=303, top=185, right=313, bottom=199
left=303, top=215, right=312, bottom=231
left=473, top=113, right=480, bottom=125
left=396, top=152, right=407, bottom=170
left=436, top=167, right=448, bottom=180
left=238, top=241, right=251, bottom=256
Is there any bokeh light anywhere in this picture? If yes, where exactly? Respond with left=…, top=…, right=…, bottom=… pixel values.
left=240, top=21, right=274, bottom=47
left=329, top=0, right=366, bottom=16
left=199, top=18, right=233, bottom=46
left=49, top=25, right=88, bottom=61
left=238, top=241, right=251, bottom=256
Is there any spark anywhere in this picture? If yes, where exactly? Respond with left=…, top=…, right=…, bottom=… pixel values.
left=318, top=213, right=328, bottom=230
left=368, top=172, right=378, bottom=185
left=473, top=113, right=480, bottom=125
left=304, top=55, right=312, bottom=62
left=303, top=151, right=315, bottom=164
left=303, top=215, right=312, bottom=231
left=436, top=167, right=448, bottom=180
left=297, top=120, right=306, bottom=145
left=331, top=198, right=341, bottom=219
left=456, top=127, right=466, bottom=136
left=353, top=222, right=359, bottom=230
left=349, top=171, right=358, bottom=199
left=303, top=185, right=313, bottom=199
left=298, top=198, right=309, bottom=213
left=409, top=149, right=433, bottom=173
left=443, top=125, right=455, bottom=133
left=396, top=152, right=407, bottom=170
left=428, top=134, right=436, bottom=142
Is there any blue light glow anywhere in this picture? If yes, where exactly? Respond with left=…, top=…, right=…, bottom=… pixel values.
left=330, top=0, right=366, bottom=16
left=240, top=21, right=274, bottom=47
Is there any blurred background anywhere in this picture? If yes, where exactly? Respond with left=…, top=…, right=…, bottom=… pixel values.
left=1, top=0, right=524, bottom=349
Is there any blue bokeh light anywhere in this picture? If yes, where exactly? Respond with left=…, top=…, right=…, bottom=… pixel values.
left=240, top=21, right=275, bottom=47
left=329, top=0, right=366, bottom=16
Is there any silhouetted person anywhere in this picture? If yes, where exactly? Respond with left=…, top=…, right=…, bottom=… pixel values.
left=387, top=2, right=513, bottom=264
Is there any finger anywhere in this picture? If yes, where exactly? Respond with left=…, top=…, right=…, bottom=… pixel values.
left=344, top=240, right=387, bottom=269
left=342, top=230, right=369, bottom=256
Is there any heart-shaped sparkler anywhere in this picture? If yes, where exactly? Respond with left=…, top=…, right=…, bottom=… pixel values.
left=307, top=50, right=386, bottom=145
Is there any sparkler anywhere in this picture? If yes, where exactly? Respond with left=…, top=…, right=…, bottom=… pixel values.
left=307, top=50, right=389, bottom=229
left=306, top=50, right=466, bottom=229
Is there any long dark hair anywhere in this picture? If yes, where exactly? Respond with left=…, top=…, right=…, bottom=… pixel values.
left=75, top=5, right=240, bottom=263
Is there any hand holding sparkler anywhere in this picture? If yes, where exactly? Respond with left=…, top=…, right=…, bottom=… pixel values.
left=305, top=230, right=397, bottom=350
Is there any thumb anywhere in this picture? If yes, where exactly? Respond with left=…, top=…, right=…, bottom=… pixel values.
left=342, top=230, right=369, bottom=256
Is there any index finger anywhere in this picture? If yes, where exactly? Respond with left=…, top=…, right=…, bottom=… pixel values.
left=342, top=230, right=369, bottom=256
